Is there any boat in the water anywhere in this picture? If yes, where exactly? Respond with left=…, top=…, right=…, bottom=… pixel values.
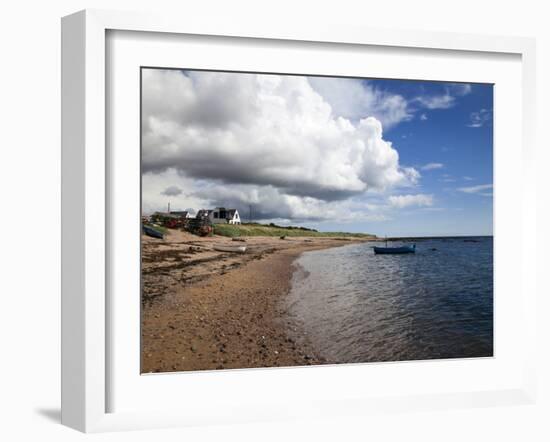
left=373, top=244, right=416, bottom=254
left=142, top=224, right=164, bottom=239
left=214, top=245, right=247, bottom=253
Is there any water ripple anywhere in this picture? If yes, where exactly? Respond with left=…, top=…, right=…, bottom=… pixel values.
left=285, top=237, right=493, bottom=363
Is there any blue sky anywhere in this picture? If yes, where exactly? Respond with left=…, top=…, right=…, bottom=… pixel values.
left=142, top=69, right=493, bottom=237
left=306, top=78, right=494, bottom=236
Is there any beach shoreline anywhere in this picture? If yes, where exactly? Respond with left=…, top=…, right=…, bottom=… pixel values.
left=141, top=230, right=369, bottom=373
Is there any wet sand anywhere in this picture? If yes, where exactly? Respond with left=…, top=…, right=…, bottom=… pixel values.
left=141, top=230, right=370, bottom=373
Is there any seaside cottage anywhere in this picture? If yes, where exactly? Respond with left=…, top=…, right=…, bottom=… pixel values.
left=210, top=207, right=241, bottom=225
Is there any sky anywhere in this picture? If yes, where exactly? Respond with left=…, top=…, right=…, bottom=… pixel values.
left=141, top=68, right=493, bottom=237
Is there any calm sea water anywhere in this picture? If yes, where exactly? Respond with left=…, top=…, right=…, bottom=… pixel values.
left=286, top=237, right=493, bottom=363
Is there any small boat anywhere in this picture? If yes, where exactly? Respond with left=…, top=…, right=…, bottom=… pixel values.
left=373, top=244, right=416, bottom=254
left=214, top=245, right=247, bottom=253
left=143, top=224, right=164, bottom=239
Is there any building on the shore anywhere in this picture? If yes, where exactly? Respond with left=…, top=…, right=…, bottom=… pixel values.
left=211, top=207, right=241, bottom=224
left=195, top=207, right=241, bottom=225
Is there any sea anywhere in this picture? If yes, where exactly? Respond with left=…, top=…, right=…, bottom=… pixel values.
left=286, top=237, right=493, bottom=363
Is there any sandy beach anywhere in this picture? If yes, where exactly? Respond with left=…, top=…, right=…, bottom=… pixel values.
left=141, top=230, right=369, bottom=373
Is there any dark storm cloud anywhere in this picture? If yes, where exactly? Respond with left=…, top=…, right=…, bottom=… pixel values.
left=160, top=185, right=183, bottom=196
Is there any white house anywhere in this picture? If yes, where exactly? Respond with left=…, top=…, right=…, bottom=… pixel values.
left=209, top=207, right=241, bottom=225
left=225, top=209, right=241, bottom=224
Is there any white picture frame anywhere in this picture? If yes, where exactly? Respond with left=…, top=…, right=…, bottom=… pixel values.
left=61, top=9, right=537, bottom=433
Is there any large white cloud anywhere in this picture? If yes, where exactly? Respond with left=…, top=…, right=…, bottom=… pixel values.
left=142, top=69, right=420, bottom=219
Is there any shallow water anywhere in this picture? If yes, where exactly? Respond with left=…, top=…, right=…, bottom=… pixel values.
left=286, top=237, right=493, bottom=363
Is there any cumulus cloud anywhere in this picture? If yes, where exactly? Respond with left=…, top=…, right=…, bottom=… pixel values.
left=309, top=80, right=472, bottom=125
left=388, top=194, right=434, bottom=208
left=142, top=69, right=420, bottom=221
left=421, top=162, right=444, bottom=171
left=308, top=77, right=412, bottom=129
left=161, top=185, right=183, bottom=196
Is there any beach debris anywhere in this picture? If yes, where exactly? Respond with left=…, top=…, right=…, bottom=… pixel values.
left=186, top=212, right=213, bottom=236
left=232, top=237, right=246, bottom=242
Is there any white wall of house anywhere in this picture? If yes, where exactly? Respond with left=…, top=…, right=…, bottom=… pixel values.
left=228, top=210, right=241, bottom=224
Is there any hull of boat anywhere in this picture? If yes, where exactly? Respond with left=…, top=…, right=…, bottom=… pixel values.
left=214, top=245, right=247, bottom=253
left=373, top=245, right=415, bottom=254
left=143, top=225, right=164, bottom=239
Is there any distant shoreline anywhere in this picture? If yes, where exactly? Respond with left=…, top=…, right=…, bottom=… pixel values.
left=386, top=235, right=493, bottom=241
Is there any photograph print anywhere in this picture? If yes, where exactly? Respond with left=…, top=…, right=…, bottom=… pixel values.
left=140, top=68, right=493, bottom=373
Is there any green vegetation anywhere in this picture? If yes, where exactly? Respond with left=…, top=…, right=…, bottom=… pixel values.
left=213, top=222, right=375, bottom=238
